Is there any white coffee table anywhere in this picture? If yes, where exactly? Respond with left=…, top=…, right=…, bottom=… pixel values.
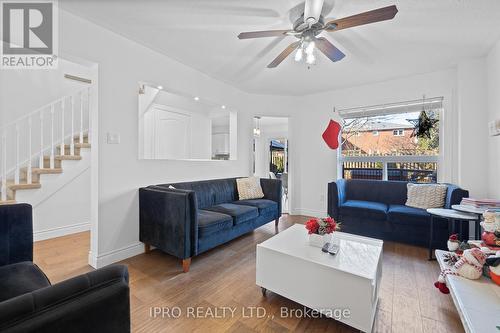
left=256, top=224, right=383, bottom=333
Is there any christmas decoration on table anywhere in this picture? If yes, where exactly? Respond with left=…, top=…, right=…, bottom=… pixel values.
left=322, top=119, right=342, bottom=150
left=442, top=252, right=459, bottom=266
left=447, top=234, right=460, bottom=252
left=480, top=210, right=500, bottom=248
left=485, top=251, right=500, bottom=286
left=434, top=248, right=488, bottom=294
left=407, top=95, right=439, bottom=139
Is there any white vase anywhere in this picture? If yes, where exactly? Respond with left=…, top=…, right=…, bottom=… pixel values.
left=309, top=233, right=331, bottom=248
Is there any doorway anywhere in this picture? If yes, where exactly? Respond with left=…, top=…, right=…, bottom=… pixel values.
left=252, top=116, right=290, bottom=213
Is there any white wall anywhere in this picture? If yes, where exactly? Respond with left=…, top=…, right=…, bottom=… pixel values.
left=456, top=58, right=489, bottom=198
left=487, top=39, right=500, bottom=198
left=33, top=168, right=91, bottom=240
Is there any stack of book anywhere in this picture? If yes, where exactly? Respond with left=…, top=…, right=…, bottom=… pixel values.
left=460, top=198, right=500, bottom=210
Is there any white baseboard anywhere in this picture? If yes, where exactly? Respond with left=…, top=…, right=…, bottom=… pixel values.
left=290, top=208, right=327, bottom=217
left=94, top=242, right=144, bottom=269
left=34, top=221, right=90, bottom=241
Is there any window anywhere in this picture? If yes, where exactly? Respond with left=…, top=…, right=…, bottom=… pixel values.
left=340, top=100, right=441, bottom=183
left=393, top=129, right=404, bottom=136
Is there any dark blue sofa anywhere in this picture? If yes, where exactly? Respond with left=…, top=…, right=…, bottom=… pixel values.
left=0, top=203, right=130, bottom=333
left=139, top=177, right=282, bottom=272
left=328, top=179, right=469, bottom=248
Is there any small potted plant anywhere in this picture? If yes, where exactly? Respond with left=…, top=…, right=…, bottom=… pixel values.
left=305, top=216, right=340, bottom=248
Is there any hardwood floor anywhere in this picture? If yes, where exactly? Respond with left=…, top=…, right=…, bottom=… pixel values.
left=33, top=215, right=464, bottom=333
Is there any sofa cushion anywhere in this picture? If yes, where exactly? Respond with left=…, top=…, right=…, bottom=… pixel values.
left=388, top=204, right=430, bottom=226
left=406, top=183, right=447, bottom=209
left=340, top=200, right=388, bottom=221
left=236, top=177, right=264, bottom=200
left=197, top=210, right=233, bottom=238
left=206, top=203, right=259, bottom=225
left=0, top=261, right=50, bottom=302
left=233, top=199, right=278, bottom=216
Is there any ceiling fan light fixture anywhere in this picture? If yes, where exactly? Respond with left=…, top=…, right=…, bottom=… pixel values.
left=294, top=48, right=303, bottom=62
left=306, top=53, right=316, bottom=65
left=305, top=41, right=315, bottom=55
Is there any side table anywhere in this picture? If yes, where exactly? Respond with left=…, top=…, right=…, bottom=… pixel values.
left=451, top=204, right=485, bottom=240
left=426, top=208, right=478, bottom=260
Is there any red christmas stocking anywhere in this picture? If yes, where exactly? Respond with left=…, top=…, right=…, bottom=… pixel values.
left=322, top=119, right=342, bottom=150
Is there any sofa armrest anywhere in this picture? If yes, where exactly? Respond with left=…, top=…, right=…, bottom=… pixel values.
left=0, top=265, right=130, bottom=333
left=327, top=179, right=346, bottom=220
left=444, top=184, right=469, bottom=209
left=139, top=187, right=198, bottom=259
left=0, top=203, right=33, bottom=267
left=260, top=178, right=282, bottom=216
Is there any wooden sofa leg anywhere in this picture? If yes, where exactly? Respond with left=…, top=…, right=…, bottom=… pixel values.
left=275, top=218, right=280, bottom=227
left=144, top=243, right=151, bottom=253
left=182, top=258, right=191, bottom=273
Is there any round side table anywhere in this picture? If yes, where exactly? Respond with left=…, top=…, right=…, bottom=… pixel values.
left=426, top=208, right=478, bottom=260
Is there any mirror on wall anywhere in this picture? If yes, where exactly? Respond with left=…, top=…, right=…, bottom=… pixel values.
left=138, top=82, right=237, bottom=160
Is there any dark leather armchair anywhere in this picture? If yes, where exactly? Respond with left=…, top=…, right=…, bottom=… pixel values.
left=0, top=203, right=131, bottom=333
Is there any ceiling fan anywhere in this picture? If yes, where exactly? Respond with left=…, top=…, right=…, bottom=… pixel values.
left=237, top=1, right=398, bottom=68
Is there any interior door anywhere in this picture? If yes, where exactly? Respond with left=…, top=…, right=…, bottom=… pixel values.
left=153, top=107, right=191, bottom=159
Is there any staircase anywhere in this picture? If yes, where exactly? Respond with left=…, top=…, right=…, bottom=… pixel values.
left=0, top=88, right=92, bottom=204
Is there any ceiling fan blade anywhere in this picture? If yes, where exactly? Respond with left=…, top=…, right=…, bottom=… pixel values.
left=324, top=5, right=398, bottom=32
left=315, top=37, right=345, bottom=62
left=267, top=41, right=300, bottom=68
left=238, top=30, right=292, bottom=39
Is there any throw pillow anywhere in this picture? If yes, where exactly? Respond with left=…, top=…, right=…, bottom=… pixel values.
left=237, top=177, right=264, bottom=200
left=406, top=183, right=447, bottom=209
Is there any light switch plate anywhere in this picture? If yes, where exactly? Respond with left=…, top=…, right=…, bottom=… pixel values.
left=107, top=132, right=121, bottom=144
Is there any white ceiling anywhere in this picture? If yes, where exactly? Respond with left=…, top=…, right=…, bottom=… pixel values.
left=61, top=0, right=500, bottom=96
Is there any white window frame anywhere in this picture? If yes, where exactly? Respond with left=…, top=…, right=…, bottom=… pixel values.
left=337, top=97, right=443, bottom=182
left=392, top=129, right=404, bottom=136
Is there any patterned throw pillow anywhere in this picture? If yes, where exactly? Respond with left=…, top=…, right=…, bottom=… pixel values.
left=406, top=183, right=447, bottom=209
left=236, top=177, right=264, bottom=200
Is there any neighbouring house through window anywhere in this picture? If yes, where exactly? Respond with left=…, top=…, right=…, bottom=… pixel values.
left=338, top=97, right=442, bottom=183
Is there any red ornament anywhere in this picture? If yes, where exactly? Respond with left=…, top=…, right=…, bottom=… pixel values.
left=322, top=119, right=342, bottom=150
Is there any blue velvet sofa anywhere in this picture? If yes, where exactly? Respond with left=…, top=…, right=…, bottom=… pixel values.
left=328, top=179, right=469, bottom=248
left=0, top=203, right=130, bottom=333
left=139, top=177, right=282, bottom=272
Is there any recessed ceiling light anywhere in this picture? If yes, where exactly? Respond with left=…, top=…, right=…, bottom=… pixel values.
left=194, top=96, right=200, bottom=101
left=157, top=85, right=163, bottom=90
left=221, top=105, right=226, bottom=109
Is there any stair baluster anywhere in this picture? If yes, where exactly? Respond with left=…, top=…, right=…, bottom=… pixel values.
left=15, top=124, right=20, bottom=184
left=50, top=104, right=55, bottom=169
left=71, top=96, right=75, bottom=156
left=79, top=91, right=84, bottom=144
left=87, top=87, right=91, bottom=145
left=60, top=99, right=65, bottom=157
left=39, top=110, right=44, bottom=169
left=27, top=117, right=32, bottom=185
